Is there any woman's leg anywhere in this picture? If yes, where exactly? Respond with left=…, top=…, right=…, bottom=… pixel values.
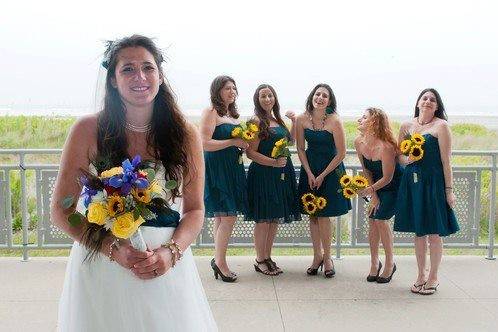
left=368, top=219, right=381, bottom=275
left=266, top=223, right=282, bottom=273
left=254, top=222, right=270, bottom=262
left=377, top=221, right=395, bottom=278
left=412, top=235, right=428, bottom=290
left=214, top=215, right=237, bottom=276
left=318, top=217, right=333, bottom=271
left=309, top=216, right=323, bottom=267
left=427, top=234, right=442, bottom=286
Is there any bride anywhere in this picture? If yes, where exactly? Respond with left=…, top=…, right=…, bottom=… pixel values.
left=50, top=35, right=217, bottom=331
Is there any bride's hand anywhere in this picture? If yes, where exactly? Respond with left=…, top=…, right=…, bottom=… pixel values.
left=111, top=241, right=153, bottom=270
left=131, top=247, right=174, bottom=280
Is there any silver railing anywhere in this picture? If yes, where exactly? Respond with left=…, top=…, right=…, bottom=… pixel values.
left=0, top=149, right=496, bottom=260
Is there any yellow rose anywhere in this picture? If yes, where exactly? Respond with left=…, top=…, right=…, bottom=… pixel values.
left=132, top=187, right=152, bottom=203
left=275, top=138, right=285, bottom=147
left=87, top=202, right=108, bottom=225
left=100, top=166, right=123, bottom=178
left=111, top=213, right=145, bottom=239
left=231, top=127, right=242, bottom=137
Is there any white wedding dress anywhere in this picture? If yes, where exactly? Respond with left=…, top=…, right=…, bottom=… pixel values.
left=57, top=168, right=217, bottom=331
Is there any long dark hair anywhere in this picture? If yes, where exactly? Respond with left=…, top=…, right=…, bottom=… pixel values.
left=86, top=35, right=190, bottom=259
left=305, top=83, right=337, bottom=115
left=414, top=88, right=447, bottom=120
left=253, top=84, right=289, bottom=140
left=210, top=75, right=239, bottom=118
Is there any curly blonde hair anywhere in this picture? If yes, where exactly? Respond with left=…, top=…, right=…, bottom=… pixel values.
left=363, top=108, right=399, bottom=154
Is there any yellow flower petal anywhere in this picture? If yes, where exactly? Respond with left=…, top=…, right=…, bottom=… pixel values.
left=340, top=174, right=353, bottom=187
left=400, top=139, right=412, bottom=154
left=111, top=213, right=143, bottom=239
left=87, top=202, right=108, bottom=225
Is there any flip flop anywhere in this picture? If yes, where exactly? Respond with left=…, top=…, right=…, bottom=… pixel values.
left=419, top=283, right=439, bottom=295
left=411, top=282, right=426, bottom=294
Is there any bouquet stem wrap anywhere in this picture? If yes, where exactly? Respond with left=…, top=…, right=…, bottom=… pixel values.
left=130, top=227, right=147, bottom=252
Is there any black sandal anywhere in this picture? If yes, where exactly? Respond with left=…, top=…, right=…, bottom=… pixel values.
left=306, top=260, right=324, bottom=276
left=266, top=258, right=283, bottom=274
left=254, top=259, right=278, bottom=276
left=324, top=259, right=335, bottom=278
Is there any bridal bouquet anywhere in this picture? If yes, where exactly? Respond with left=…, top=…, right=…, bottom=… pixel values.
left=62, top=155, right=176, bottom=252
left=400, top=133, right=425, bottom=162
left=339, top=174, right=369, bottom=199
left=301, top=193, right=327, bottom=216
left=231, top=121, right=259, bottom=164
left=271, top=137, right=292, bottom=180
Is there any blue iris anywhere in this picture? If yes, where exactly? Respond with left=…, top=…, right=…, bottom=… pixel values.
left=106, top=155, right=149, bottom=195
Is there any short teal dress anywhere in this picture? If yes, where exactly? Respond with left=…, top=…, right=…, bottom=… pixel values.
left=204, top=123, right=248, bottom=217
left=298, top=129, right=352, bottom=217
left=362, top=155, right=404, bottom=220
left=394, top=134, right=459, bottom=236
left=246, top=126, right=301, bottom=223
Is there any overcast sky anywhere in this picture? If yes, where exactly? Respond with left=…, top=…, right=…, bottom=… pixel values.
left=1, top=0, right=497, bottom=116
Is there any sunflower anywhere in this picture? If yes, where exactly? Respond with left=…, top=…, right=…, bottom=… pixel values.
left=409, top=145, right=424, bottom=161
left=301, top=193, right=316, bottom=204
left=343, top=187, right=356, bottom=199
left=353, top=175, right=368, bottom=188
left=271, top=147, right=278, bottom=158
left=248, top=123, right=259, bottom=133
left=400, top=139, right=412, bottom=154
left=340, top=174, right=353, bottom=187
left=315, top=197, right=327, bottom=209
left=304, top=202, right=318, bottom=215
left=242, top=130, right=255, bottom=140
left=107, top=195, right=125, bottom=217
left=132, top=187, right=152, bottom=204
left=231, top=126, right=242, bottom=137
left=411, top=133, right=425, bottom=145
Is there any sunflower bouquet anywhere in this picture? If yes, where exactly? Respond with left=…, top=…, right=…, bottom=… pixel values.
left=62, top=155, right=176, bottom=252
left=400, top=133, right=425, bottom=162
left=231, top=121, right=260, bottom=164
left=271, top=137, right=292, bottom=180
left=339, top=174, right=369, bottom=199
left=301, top=193, right=327, bottom=216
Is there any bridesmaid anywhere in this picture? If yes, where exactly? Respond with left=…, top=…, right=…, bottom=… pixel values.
left=394, top=88, right=459, bottom=295
left=296, top=83, right=351, bottom=278
left=200, top=75, right=249, bottom=282
left=246, top=84, right=301, bottom=276
left=355, top=107, right=403, bottom=283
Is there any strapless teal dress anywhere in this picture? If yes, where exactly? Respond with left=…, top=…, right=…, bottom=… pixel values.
left=204, top=123, right=248, bottom=217
left=246, top=126, right=301, bottom=223
left=298, top=129, right=351, bottom=217
left=362, top=156, right=403, bottom=220
left=394, top=134, right=459, bottom=236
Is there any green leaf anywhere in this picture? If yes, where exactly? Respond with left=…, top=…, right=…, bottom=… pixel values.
left=68, top=213, right=82, bottom=227
left=133, top=207, right=141, bottom=220
left=165, top=180, right=177, bottom=190
left=240, top=122, right=247, bottom=130
left=61, top=196, right=75, bottom=209
left=144, top=168, right=156, bottom=182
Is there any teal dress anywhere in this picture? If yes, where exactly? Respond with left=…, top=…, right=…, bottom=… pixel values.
left=362, top=156, right=403, bottom=220
left=394, top=134, right=459, bottom=236
left=298, top=129, right=351, bottom=217
left=204, top=123, right=248, bottom=217
left=246, top=126, right=301, bottom=223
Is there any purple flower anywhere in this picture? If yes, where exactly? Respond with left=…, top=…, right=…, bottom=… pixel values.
left=104, top=155, right=149, bottom=195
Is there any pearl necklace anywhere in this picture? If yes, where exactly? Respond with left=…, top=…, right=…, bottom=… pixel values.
left=417, top=116, right=434, bottom=126
left=125, top=122, right=151, bottom=133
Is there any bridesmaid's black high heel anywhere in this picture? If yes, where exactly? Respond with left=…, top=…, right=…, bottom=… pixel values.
left=306, top=260, right=324, bottom=275
left=366, top=261, right=382, bottom=282
left=211, top=258, right=237, bottom=283
left=324, top=259, right=336, bottom=278
left=376, top=263, right=396, bottom=284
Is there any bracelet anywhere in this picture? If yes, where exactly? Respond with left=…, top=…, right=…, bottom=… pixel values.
left=108, top=238, right=119, bottom=262
left=161, top=239, right=183, bottom=267
left=445, top=186, right=453, bottom=190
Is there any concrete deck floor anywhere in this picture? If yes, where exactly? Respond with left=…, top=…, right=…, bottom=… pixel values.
left=1, top=255, right=497, bottom=332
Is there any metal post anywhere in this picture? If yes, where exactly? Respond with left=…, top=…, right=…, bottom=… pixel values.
left=335, top=216, right=342, bottom=259
left=20, top=154, right=29, bottom=261
left=486, top=155, right=497, bottom=260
